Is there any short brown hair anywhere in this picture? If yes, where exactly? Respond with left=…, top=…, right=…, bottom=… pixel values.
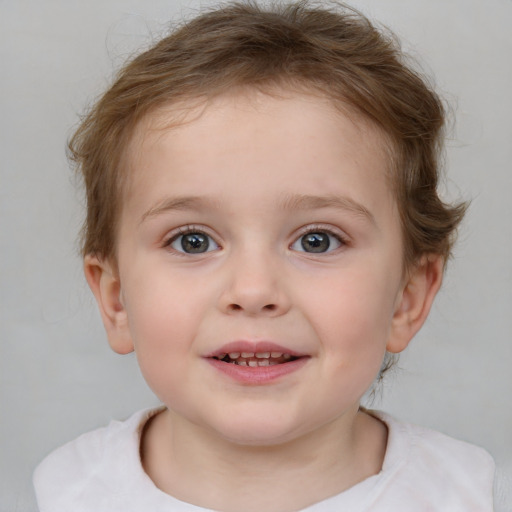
left=69, top=1, right=466, bottom=267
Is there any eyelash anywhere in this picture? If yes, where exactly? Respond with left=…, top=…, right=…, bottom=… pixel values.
left=163, top=226, right=220, bottom=255
left=291, top=225, right=348, bottom=254
left=162, top=224, right=349, bottom=255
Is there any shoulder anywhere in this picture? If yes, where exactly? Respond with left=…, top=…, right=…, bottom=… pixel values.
left=372, top=411, right=495, bottom=511
left=33, top=408, right=162, bottom=512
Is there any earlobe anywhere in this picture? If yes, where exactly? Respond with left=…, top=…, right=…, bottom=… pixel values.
left=386, top=255, right=444, bottom=354
left=83, top=254, right=134, bottom=355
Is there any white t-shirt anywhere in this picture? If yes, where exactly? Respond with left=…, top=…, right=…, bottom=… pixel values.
left=33, top=408, right=495, bottom=511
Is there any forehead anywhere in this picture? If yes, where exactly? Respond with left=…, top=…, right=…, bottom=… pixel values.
left=119, top=89, right=398, bottom=235
left=124, top=87, right=394, bottom=189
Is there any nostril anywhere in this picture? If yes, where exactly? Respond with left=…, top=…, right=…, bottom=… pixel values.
left=227, top=303, right=277, bottom=312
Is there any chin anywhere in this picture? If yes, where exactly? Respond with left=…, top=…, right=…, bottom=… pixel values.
left=205, top=412, right=310, bottom=447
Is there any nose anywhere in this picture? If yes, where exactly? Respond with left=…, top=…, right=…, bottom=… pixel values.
left=218, top=250, right=291, bottom=317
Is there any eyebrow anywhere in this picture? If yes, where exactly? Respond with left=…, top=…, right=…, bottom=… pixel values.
left=139, top=196, right=220, bottom=224
left=140, top=193, right=375, bottom=225
left=279, top=194, right=375, bottom=224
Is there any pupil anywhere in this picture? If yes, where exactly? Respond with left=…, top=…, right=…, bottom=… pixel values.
left=182, top=233, right=209, bottom=253
left=301, top=232, right=330, bottom=253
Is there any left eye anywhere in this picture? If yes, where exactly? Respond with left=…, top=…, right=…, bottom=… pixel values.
left=169, top=232, right=219, bottom=254
left=291, top=231, right=342, bottom=253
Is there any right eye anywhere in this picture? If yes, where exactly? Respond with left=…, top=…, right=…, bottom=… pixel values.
left=168, top=231, right=219, bottom=254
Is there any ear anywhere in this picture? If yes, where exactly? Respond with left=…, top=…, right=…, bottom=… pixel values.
left=83, top=254, right=134, bottom=355
left=386, top=255, right=444, bottom=354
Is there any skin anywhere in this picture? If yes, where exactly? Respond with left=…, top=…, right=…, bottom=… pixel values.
left=85, top=89, right=443, bottom=512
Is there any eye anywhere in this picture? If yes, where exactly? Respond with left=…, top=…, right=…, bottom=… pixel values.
left=168, top=231, right=219, bottom=254
left=291, top=230, right=343, bottom=254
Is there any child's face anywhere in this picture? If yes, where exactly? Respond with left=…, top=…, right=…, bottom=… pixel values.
left=89, top=89, right=436, bottom=445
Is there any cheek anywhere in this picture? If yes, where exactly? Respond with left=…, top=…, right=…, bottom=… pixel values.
left=303, top=267, right=398, bottom=356
left=123, top=263, right=207, bottom=338
left=120, top=275, right=204, bottom=385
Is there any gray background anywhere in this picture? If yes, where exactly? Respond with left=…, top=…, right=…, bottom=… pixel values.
left=1, top=1, right=511, bottom=510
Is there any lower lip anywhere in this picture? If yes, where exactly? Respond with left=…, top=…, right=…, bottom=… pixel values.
left=206, top=357, right=309, bottom=385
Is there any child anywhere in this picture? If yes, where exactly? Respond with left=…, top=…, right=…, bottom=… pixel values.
left=33, top=2, right=495, bottom=510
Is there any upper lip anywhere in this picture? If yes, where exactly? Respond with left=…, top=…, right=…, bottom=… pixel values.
left=205, top=341, right=307, bottom=358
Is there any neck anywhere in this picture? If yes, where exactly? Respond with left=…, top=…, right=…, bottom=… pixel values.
left=141, top=406, right=387, bottom=512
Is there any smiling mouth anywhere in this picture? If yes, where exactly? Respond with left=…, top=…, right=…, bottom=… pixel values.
left=213, top=351, right=299, bottom=367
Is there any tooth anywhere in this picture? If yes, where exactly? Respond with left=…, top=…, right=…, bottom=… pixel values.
left=283, top=354, right=291, bottom=359
left=238, top=361, right=248, bottom=366
left=270, top=352, right=283, bottom=358
left=241, top=352, right=254, bottom=358
left=258, top=359, right=270, bottom=366
left=255, top=352, right=270, bottom=358
left=229, top=352, right=241, bottom=359
left=218, top=353, right=227, bottom=360
left=248, top=360, right=258, bottom=367
left=269, top=361, right=279, bottom=366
